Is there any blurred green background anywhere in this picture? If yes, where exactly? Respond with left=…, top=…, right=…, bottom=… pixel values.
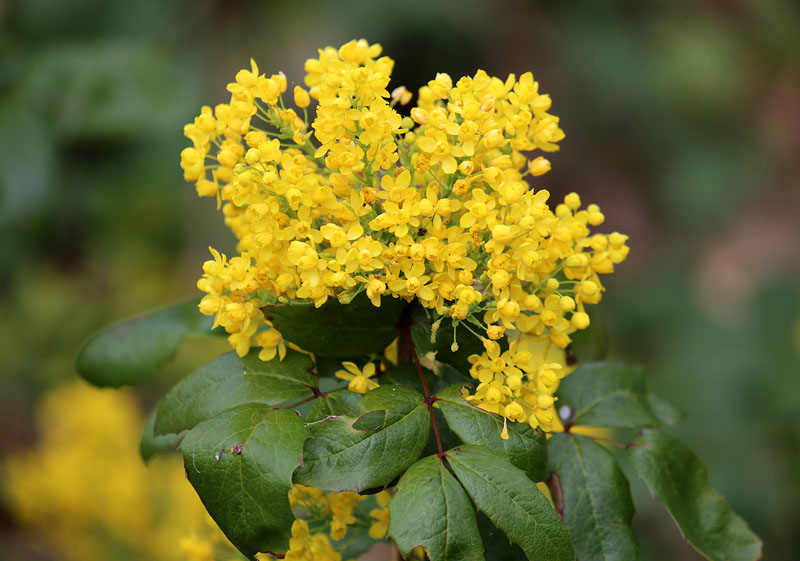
left=1, top=0, right=799, bottom=559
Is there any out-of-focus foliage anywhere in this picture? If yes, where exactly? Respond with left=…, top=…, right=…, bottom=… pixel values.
left=1, top=0, right=798, bottom=559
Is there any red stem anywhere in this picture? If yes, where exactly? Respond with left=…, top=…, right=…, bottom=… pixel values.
left=408, top=330, right=445, bottom=460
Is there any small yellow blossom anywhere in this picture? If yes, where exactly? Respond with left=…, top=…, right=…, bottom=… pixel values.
left=335, top=361, right=379, bottom=394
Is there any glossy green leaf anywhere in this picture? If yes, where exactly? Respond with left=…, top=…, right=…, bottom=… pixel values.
left=306, top=391, right=364, bottom=422
left=351, top=409, right=387, bottom=432
left=548, top=433, right=637, bottom=561
left=381, top=363, right=471, bottom=395
left=437, top=384, right=548, bottom=481
left=76, top=299, right=215, bottom=387
left=180, top=405, right=310, bottom=558
left=557, top=362, right=661, bottom=428
left=154, top=349, right=315, bottom=436
left=388, top=455, right=483, bottom=561
left=294, top=386, right=429, bottom=492
left=262, top=293, right=404, bottom=357
left=314, top=355, right=352, bottom=378
left=140, top=406, right=184, bottom=462
left=447, top=445, right=574, bottom=561
left=627, top=429, right=762, bottom=561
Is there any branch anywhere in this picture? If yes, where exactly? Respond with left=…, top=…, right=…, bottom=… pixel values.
left=406, top=327, right=445, bottom=461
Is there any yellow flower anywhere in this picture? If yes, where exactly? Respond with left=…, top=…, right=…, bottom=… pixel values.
left=335, top=361, right=379, bottom=394
left=275, top=519, right=341, bottom=561
left=327, top=490, right=361, bottom=540
left=256, top=327, right=286, bottom=361
left=3, top=380, right=235, bottom=561
left=368, top=491, right=392, bottom=538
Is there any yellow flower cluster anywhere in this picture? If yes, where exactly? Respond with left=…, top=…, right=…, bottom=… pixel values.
left=2, top=381, right=236, bottom=561
left=182, top=39, right=629, bottom=431
left=289, top=484, right=362, bottom=542
left=268, top=484, right=391, bottom=560
left=466, top=331, right=576, bottom=434
left=271, top=520, right=340, bottom=561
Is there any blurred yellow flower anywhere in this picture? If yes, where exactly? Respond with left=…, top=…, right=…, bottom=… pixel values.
left=3, top=380, right=238, bottom=561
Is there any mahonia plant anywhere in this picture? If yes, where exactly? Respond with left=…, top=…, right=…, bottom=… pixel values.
left=77, top=40, right=762, bottom=561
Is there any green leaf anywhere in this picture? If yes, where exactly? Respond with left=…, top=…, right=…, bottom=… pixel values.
left=306, top=391, right=364, bottom=422
left=646, top=394, right=684, bottom=426
left=76, top=299, right=215, bottom=387
left=409, top=303, right=484, bottom=374
left=447, top=445, right=574, bottom=561
left=180, top=405, right=310, bottom=558
left=154, top=349, right=315, bottom=436
left=627, top=429, right=762, bottom=561
left=388, top=455, right=483, bottom=561
left=351, top=409, right=387, bottom=432
left=140, top=406, right=184, bottom=462
left=547, top=433, right=637, bottom=561
left=262, top=293, right=404, bottom=357
left=567, top=305, right=608, bottom=362
left=294, top=385, right=429, bottom=492
left=314, top=355, right=351, bottom=378
left=382, top=363, right=471, bottom=395
left=557, top=362, right=661, bottom=428
left=437, top=384, right=548, bottom=482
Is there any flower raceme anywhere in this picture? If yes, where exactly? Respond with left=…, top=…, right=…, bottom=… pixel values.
left=182, top=39, right=629, bottom=433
